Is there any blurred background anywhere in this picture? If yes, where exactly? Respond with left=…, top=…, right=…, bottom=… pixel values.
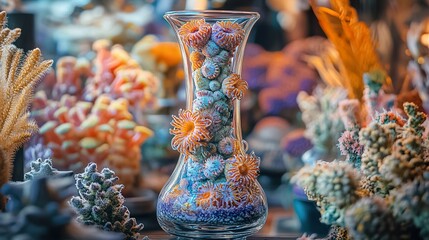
left=7, top=0, right=429, bottom=237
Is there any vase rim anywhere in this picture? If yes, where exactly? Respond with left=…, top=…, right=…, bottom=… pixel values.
left=164, top=10, right=260, bottom=19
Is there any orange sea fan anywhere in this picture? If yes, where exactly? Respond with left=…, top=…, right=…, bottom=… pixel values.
left=211, top=21, right=245, bottom=51
left=226, top=152, right=260, bottom=186
left=221, top=73, right=248, bottom=100
left=170, top=109, right=212, bottom=155
left=179, top=19, right=211, bottom=49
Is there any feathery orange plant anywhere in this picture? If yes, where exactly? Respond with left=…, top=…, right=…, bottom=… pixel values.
left=0, top=11, right=52, bottom=210
left=310, top=0, right=392, bottom=100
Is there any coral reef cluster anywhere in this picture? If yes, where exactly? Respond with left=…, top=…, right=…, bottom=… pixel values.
left=0, top=159, right=123, bottom=240
left=83, top=40, right=159, bottom=110
left=69, top=163, right=144, bottom=240
left=293, top=102, right=429, bottom=239
left=33, top=92, right=153, bottom=195
left=0, top=11, right=52, bottom=210
left=158, top=19, right=266, bottom=225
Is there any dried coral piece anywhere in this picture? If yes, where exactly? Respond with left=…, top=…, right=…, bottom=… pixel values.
left=178, top=19, right=211, bottom=49
left=0, top=11, right=52, bottom=210
left=211, top=21, right=245, bottom=51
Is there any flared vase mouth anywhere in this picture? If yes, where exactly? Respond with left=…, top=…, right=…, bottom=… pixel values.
left=164, top=10, right=260, bottom=21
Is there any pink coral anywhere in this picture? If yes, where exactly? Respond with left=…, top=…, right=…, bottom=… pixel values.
left=211, top=21, right=245, bottom=51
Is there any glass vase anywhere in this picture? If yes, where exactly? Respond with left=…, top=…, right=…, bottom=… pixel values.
left=157, top=10, right=267, bottom=239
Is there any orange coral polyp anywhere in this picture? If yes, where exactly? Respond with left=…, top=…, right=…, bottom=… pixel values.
left=179, top=19, right=211, bottom=49
left=170, top=109, right=211, bottom=155
left=222, top=73, right=248, bottom=100
left=190, top=51, right=205, bottom=70
left=196, top=182, right=219, bottom=209
left=226, top=153, right=260, bottom=186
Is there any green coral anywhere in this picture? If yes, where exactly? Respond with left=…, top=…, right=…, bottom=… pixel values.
left=345, top=197, right=400, bottom=240
left=404, top=102, right=426, bottom=136
left=359, top=122, right=392, bottom=177
left=69, top=163, right=143, bottom=240
left=293, top=161, right=360, bottom=226
left=295, top=102, right=429, bottom=239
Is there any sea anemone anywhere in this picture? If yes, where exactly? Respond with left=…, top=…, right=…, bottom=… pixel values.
left=200, top=107, right=223, bottom=132
left=239, top=182, right=263, bottom=205
left=211, top=21, right=245, bottom=51
left=217, top=182, right=240, bottom=207
left=190, top=51, right=205, bottom=70
left=196, top=182, right=219, bottom=209
left=178, top=19, right=211, bottom=49
left=212, top=50, right=231, bottom=67
left=170, top=109, right=212, bottom=155
left=225, top=152, right=260, bottom=186
left=201, top=59, right=221, bottom=80
left=218, top=137, right=237, bottom=156
left=193, top=95, right=215, bottom=111
left=203, top=154, right=225, bottom=179
left=222, top=73, right=248, bottom=100
left=186, top=159, right=206, bottom=181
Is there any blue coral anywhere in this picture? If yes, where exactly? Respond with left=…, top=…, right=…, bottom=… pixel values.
left=201, top=59, right=220, bottom=80
left=203, top=155, right=225, bottom=179
left=202, top=40, right=221, bottom=57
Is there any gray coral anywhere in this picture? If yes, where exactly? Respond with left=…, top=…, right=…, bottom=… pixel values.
left=24, top=158, right=71, bottom=181
left=69, top=163, right=143, bottom=240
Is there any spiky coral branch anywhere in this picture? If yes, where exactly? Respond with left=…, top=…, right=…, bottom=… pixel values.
left=0, top=11, right=52, bottom=210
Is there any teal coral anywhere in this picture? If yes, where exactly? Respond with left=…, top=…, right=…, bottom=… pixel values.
left=69, top=163, right=143, bottom=240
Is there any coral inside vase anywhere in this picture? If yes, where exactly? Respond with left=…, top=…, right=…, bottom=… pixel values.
left=158, top=19, right=266, bottom=225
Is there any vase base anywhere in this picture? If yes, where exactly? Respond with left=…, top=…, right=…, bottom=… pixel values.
left=158, top=218, right=265, bottom=239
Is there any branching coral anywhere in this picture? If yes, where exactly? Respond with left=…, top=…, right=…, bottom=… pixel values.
left=294, top=102, right=429, bottom=239
left=297, top=86, right=347, bottom=161
left=69, top=163, right=144, bottom=240
left=24, top=158, right=72, bottom=181
left=0, top=173, right=123, bottom=240
left=0, top=11, right=53, bottom=210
